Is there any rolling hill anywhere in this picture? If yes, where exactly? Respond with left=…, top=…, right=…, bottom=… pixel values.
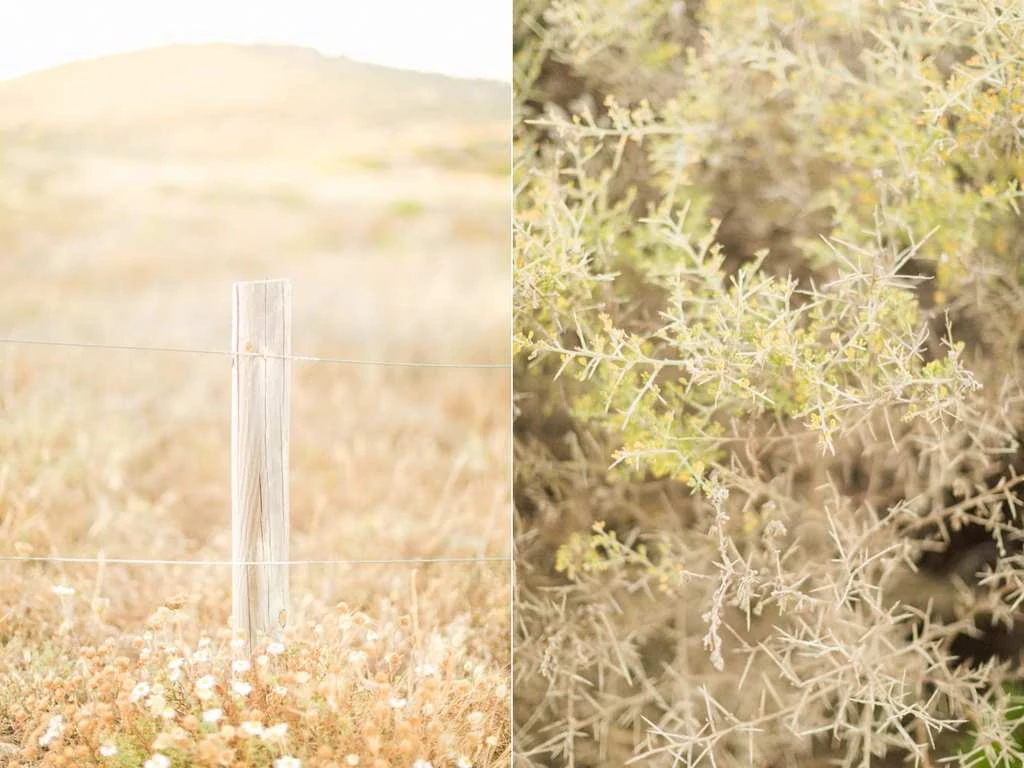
left=0, top=43, right=510, bottom=165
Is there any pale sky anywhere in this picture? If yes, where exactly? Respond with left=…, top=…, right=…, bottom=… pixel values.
left=0, top=1, right=510, bottom=83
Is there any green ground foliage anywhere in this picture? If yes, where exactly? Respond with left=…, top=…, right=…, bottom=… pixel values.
left=514, top=1, right=1024, bottom=766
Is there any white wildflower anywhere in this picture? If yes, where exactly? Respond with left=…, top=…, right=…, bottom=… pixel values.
left=38, top=714, right=63, bottom=747
left=129, top=681, right=151, bottom=703
left=240, top=720, right=264, bottom=737
left=232, top=680, right=253, bottom=696
left=262, top=722, right=289, bottom=740
left=195, top=674, right=216, bottom=700
left=195, top=674, right=215, bottom=690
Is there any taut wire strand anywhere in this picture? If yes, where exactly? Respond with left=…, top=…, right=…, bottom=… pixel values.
left=0, top=554, right=510, bottom=566
left=0, top=337, right=509, bottom=369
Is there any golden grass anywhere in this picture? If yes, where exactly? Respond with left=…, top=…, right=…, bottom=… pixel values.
left=0, top=54, right=509, bottom=765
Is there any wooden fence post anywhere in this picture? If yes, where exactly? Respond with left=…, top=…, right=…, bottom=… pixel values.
left=231, top=279, right=291, bottom=651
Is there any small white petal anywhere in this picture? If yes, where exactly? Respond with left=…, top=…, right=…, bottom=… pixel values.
left=240, top=720, right=264, bottom=736
left=195, top=675, right=216, bottom=691
left=261, top=722, right=289, bottom=740
left=129, top=682, right=151, bottom=703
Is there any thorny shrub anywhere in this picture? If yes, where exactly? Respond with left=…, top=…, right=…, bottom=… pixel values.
left=515, top=0, right=1024, bottom=766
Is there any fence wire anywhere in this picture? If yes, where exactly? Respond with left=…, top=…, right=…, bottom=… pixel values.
left=0, top=554, right=510, bottom=566
left=0, top=337, right=510, bottom=369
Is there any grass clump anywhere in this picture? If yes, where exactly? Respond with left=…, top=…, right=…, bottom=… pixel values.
left=515, top=0, right=1024, bottom=766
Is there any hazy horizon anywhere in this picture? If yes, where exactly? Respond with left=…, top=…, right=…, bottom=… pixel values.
left=0, top=42, right=510, bottom=86
left=0, top=0, right=509, bottom=83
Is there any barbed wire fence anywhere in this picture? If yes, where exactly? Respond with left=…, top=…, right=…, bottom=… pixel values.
left=0, top=279, right=511, bottom=648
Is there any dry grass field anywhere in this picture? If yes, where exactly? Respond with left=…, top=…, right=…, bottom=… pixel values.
left=0, top=45, right=509, bottom=767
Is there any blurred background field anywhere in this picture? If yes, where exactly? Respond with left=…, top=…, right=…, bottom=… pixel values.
left=0, top=44, right=509, bottom=766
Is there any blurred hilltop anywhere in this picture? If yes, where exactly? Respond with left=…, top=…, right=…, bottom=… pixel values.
left=0, top=43, right=509, bottom=167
